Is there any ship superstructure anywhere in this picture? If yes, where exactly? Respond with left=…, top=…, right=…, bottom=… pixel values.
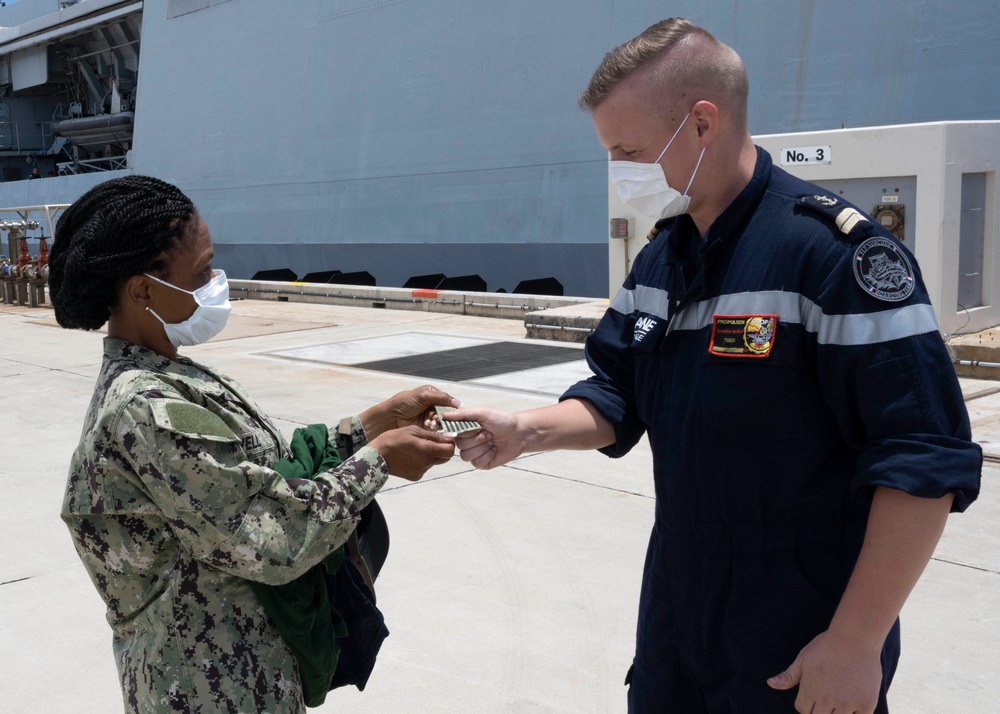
left=1, top=0, right=998, bottom=297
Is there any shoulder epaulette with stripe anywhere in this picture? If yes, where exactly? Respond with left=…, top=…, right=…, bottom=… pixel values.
left=796, top=193, right=874, bottom=240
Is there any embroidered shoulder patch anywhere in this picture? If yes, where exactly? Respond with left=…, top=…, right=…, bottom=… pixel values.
left=852, top=237, right=915, bottom=302
left=709, top=315, right=777, bottom=358
left=633, top=315, right=659, bottom=343
left=630, top=313, right=667, bottom=354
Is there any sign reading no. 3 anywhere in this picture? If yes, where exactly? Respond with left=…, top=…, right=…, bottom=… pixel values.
left=779, top=145, right=832, bottom=166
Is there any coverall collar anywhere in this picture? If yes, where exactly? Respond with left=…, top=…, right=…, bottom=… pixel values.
left=663, top=147, right=773, bottom=319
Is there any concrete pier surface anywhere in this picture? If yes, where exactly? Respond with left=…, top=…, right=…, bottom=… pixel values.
left=1, top=298, right=997, bottom=713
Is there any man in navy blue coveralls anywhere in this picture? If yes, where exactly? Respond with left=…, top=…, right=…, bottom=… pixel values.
left=449, top=18, right=982, bottom=714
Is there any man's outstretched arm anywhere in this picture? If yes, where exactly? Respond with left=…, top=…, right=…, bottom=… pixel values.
left=449, top=398, right=616, bottom=470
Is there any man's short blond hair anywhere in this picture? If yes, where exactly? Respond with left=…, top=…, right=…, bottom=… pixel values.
left=579, top=18, right=749, bottom=128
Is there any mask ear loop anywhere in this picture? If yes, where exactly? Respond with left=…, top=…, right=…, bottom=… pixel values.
left=683, top=147, right=706, bottom=196
left=143, top=276, right=168, bottom=328
left=655, top=112, right=690, bottom=164
left=145, top=305, right=169, bottom=327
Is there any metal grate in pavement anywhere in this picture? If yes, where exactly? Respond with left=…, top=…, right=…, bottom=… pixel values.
left=352, top=341, right=584, bottom=381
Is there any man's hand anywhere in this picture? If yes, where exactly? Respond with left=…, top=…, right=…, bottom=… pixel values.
left=767, top=629, right=883, bottom=714
left=368, top=425, right=455, bottom=481
left=446, top=407, right=524, bottom=470
left=361, top=385, right=459, bottom=438
left=768, top=487, right=954, bottom=714
left=447, top=399, right=615, bottom=470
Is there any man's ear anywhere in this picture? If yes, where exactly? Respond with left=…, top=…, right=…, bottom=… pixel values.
left=691, top=100, right=719, bottom=147
left=121, top=274, right=153, bottom=310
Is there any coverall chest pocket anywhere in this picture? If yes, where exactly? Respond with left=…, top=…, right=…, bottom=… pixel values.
left=697, top=319, right=805, bottom=449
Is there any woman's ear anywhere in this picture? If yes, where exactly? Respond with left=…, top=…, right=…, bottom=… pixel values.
left=121, top=274, right=153, bottom=311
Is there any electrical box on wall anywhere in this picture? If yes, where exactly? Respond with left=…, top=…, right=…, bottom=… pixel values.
left=607, top=121, right=1000, bottom=336
left=810, top=177, right=915, bottom=246
left=607, top=177, right=656, bottom=295
left=610, top=217, right=632, bottom=239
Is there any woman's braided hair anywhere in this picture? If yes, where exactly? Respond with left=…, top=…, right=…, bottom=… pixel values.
left=48, top=175, right=197, bottom=330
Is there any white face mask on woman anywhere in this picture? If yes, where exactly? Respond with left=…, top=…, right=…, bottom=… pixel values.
left=608, top=112, right=706, bottom=220
left=144, top=269, right=231, bottom=347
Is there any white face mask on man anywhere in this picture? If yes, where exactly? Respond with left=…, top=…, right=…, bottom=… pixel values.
left=608, top=112, right=706, bottom=221
left=144, top=269, right=231, bottom=347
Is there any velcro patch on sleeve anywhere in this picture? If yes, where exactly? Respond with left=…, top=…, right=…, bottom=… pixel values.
left=709, top=315, right=777, bottom=358
left=149, top=399, right=238, bottom=442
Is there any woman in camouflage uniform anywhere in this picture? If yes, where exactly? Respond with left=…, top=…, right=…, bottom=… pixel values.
left=49, top=176, right=456, bottom=713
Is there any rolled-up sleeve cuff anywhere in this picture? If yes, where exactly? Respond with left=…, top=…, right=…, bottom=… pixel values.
left=560, top=379, right=645, bottom=459
left=334, top=415, right=370, bottom=460
left=852, top=435, right=983, bottom=512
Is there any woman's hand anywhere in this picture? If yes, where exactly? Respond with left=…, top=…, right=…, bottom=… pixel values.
left=360, top=385, right=459, bottom=439
left=368, top=425, right=455, bottom=481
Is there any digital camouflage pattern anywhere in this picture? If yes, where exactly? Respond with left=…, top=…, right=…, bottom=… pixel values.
left=62, top=337, right=388, bottom=713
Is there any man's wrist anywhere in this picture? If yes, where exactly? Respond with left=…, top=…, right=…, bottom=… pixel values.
left=826, top=606, right=894, bottom=653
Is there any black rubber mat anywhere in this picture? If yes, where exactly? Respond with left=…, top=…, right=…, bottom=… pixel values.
left=353, top=341, right=584, bottom=381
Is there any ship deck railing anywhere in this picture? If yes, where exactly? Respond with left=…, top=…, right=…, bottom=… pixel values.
left=56, top=155, right=128, bottom=175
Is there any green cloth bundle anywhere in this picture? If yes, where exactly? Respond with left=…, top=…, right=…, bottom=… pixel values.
left=251, top=423, right=348, bottom=708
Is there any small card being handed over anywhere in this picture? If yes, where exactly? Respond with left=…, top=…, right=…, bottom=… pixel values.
left=433, top=405, right=482, bottom=436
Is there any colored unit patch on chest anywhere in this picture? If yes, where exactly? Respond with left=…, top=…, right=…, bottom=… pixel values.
left=709, top=314, right=777, bottom=358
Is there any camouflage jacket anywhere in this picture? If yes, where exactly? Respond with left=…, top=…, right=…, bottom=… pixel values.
left=62, top=338, right=389, bottom=713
